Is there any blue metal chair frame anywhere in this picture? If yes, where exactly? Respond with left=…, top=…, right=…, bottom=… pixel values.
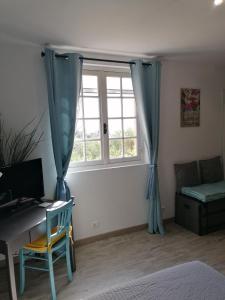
left=19, top=200, right=74, bottom=300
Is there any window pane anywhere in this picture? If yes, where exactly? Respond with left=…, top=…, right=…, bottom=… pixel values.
left=122, top=77, right=134, bottom=97
left=124, top=138, right=137, bottom=157
left=107, top=98, right=121, bottom=118
left=75, top=120, right=84, bottom=140
left=123, top=119, right=137, bottom=137
left=83, top=75, right=98, bottom=89
left=108, top=119, right=122, bottom=138
left=109, top=139, right=123, bottom=159
left=107, top=77, right=121, bottom=97
left=83, top=98, right=99, bottom=118
left=85, top=120, right=100, bottom=139
left=122, top=77, right=133, bottom=90
left=107, top=77, right=120, bottom=90
left=71, top=73, right=139, bottom=166
left=82, top=75, right=98, bottom=97
left=71, top=142, right=84, bottom=162
left=123, top=98, right=136, bottom=117
left=77, top=98, right=83, bottom=118
left=86, top=141, right=101, bottom=161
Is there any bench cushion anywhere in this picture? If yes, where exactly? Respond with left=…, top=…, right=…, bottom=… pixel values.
left=181, top=181, right=225, bottom=203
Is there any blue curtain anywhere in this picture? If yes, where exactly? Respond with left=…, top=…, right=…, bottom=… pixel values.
left=44, top=48, right=83, bottom=201
left=130, top=61, right=164, bottom=234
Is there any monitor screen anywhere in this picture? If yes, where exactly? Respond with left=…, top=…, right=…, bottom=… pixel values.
left=0, top=158, right=45, bottom=200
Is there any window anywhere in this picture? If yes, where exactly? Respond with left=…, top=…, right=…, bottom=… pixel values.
left=70, top=70, right=140, bottom=167
left=71, top=74, right=102, bottom=163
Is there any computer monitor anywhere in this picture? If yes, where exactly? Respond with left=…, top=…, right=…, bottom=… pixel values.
left=0, top=158, right=45, bottom=203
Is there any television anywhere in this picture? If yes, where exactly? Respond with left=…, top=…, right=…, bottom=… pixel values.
left=0, top=158, right=45, bottom=204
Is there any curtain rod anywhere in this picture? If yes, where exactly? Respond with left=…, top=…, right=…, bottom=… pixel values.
left=41, top=52, right=152, bottom=66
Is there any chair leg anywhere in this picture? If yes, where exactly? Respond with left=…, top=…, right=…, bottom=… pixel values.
left=19, top=249, right=25, bottom=296
left=66, top=239, right=73, bottom=282
left=44, top=253, right=49, bottom=269
left=47, top=251, right=57, bottom=300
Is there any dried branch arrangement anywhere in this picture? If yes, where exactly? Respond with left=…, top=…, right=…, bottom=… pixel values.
left=0, top=118, right=43, bottom=167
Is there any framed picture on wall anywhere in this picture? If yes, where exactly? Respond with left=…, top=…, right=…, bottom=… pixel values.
left=181, top=88, right=200, bottom=127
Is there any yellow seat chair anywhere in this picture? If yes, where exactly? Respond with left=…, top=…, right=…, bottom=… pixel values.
left=19, top=200, right=74, bottom=300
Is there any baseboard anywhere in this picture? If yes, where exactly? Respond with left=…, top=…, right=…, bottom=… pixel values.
left=75, top=224, right=148, bottom=247
left=75, top=217, right=174, bottom=247
left=164, top=217, right=174, bottom=224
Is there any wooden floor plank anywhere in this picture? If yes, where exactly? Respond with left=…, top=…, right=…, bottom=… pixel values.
left=1, top=222, right=225, bottom=300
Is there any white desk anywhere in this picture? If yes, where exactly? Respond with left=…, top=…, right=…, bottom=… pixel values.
left=0, top=201, right=76, bottom=300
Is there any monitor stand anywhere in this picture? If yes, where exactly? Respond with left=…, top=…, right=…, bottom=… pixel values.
left=0, top=197, right=40, bottom=218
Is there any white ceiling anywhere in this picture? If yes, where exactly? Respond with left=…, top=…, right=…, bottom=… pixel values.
left=1, top=0, right=225, bottom=60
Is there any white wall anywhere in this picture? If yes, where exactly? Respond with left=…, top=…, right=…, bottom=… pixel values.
left=0, top=41, right=56, bottom=198
left=0, top=40, right=225, bottom=241
left=67, top=165, right=148, bottom=239
left=159, top=60, right=225, bottom=218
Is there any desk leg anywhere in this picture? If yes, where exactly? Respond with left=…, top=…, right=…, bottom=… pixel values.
left=5, top=243, right=17, bottom=300
left=70, top=214, right=76, bottom=272
left=70, top=239, right=76, bottom=272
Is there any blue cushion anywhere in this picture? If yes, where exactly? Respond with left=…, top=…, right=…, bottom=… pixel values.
left=181, top=181, right=225, bottom=203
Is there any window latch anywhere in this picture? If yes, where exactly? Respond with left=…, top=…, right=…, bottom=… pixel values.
left=103, top=123, right=108, bottom=134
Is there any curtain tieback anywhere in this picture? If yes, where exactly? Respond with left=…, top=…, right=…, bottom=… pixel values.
left=149, top=164, right=158, bottom=168
left=57, top=177, right=64, bottom=182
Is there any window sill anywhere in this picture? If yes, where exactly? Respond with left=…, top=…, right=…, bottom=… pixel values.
left=67, top=160, right=148, bottom=175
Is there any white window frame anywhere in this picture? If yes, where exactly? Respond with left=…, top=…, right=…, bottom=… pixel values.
left=69, top=67, right=142, bottom=170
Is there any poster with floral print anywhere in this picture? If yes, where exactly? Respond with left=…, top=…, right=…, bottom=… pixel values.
left=181, top=88, right=200, bottom=127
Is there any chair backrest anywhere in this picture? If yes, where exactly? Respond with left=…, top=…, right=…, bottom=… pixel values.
left=46, top=199, right=73, bottom=247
